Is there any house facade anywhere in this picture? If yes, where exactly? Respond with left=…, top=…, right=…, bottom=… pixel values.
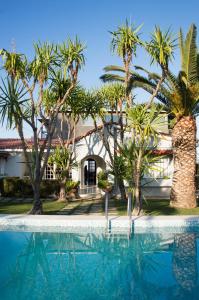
left=0, top=112, right=173, bottom=199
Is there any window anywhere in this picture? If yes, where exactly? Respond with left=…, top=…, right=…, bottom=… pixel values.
left=44, top=163, right=73, bottom=180
left=0, top=158, right=6, bottom=176
left=44, top=164, right=54, bottom=180
left=55, top=166, right=72, bottom=179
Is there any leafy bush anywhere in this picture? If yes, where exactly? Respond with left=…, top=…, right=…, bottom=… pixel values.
left=0, top=177, right=59, bottom=198
left=65, top=180, right=80, bottom=194
left=40, top=180, right=59, bottom=197
left=97, top=171, right=112, bottom=192
left=0, top=177, right=22, bottom=197
left=97, top=170, right=108, bottom=181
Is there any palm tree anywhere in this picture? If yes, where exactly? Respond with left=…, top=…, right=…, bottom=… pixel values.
left=128, top=24, right=199, bottom=208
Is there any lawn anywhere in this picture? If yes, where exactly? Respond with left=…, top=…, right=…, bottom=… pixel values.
left=0, top=200, right=66, bottom=215
left=0, top=198, right=199, bottom=215
left=115, top=199, right=199, bottom=216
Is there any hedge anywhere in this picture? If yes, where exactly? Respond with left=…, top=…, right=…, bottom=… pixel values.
left=0, top=177, right=59, bottom=198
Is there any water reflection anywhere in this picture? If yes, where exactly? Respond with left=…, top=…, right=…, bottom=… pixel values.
left=172, top=233, right=198, bottom=299
left=0, top=230, right=198, bottom=300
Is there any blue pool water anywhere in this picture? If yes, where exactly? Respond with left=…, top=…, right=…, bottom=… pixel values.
left=0, top=229, right=199, bottom=300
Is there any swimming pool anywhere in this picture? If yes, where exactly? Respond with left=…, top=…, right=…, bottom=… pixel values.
left=0, top=228, right=199, bottom=300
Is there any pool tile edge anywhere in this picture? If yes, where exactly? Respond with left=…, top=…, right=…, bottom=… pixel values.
left=0, top=215, right=199, bottom=232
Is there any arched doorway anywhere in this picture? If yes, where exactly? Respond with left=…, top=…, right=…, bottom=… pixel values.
left=84, top=159, right=96, bottom=186
left=81, top=155, right=106, bottom=188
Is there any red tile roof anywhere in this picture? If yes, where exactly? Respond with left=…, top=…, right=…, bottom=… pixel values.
left=0, top=139, right=26, bottom=149
left=0, top=139, right=60, bottom=149
left=0, top=138, right=173, bottom=155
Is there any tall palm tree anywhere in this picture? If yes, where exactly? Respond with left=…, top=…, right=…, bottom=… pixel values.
left=129, top=24, right=199, bottom=208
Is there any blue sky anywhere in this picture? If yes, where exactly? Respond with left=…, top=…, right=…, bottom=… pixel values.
left=0, top=0, right=199, bottom=137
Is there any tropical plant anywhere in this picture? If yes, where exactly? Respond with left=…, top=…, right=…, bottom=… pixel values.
left=97, top=170, right=112, bottom=192
left=128, top=24, right=199, bottom=208
left=0, top=39, right=85, bottom=214
left=95, top=83, right=128, bottom=200
left=101, top=26, right=176, bottom=108
left=48, top=146, right=77, bottom=202
left=119, top=104, right=165, bottom=215
left=101, top=20, right=143, bottom=107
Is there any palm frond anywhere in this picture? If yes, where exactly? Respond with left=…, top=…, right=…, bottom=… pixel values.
left=103, top=65, right=126, bottom=73
left=100, top=73, right=125, bottom=83
left=0, top=77, right=29, bottom=128
left=181, top=24, right=198, bottom=84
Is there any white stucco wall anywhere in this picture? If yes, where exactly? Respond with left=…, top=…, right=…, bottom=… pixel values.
left=4, top=152, right=27, bottom=178
left=0, top=127, right=174, bottom=197
left=72, top=131, right=111, bottom=184
left=70, top=129, right=174, bottom=189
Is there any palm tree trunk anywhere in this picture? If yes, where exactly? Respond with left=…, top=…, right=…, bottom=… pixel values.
left=170, top=116, right=197, bottom=208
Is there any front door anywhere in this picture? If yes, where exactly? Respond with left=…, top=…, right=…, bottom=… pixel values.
left=84, top=159, right=96, bottom=185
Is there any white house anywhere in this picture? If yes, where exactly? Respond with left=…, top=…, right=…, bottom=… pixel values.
left=0, top=112, right=173, bottom=199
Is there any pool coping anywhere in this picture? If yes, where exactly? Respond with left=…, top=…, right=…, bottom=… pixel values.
left=0, top=214, right=199, bottom=232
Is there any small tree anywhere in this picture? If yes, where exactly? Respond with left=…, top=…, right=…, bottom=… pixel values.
left=48, top=146, right=77, bottom=202
left=120, top=104, right=165, bottom=215
left=0, top=38, right=85, bottom=214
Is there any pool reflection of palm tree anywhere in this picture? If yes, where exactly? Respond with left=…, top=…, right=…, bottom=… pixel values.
left=172, top=233, right=198, bottom=296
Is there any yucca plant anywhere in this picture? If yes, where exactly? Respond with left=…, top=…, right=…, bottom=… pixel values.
left=101, top=20, right=143, bottom=107
left=95, top=83, right=128, bottom=200
left=118, top=104, right=164, bottom=215
left=100, top=26, right=176, bottom=107
left=0, top=38, right=85, bottom=214
left=48, top=146, right=76, bottom=202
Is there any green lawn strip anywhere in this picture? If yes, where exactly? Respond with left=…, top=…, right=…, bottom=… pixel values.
left=71, top=200, right=93, bottom=214
left=0, top=200, right=65, bottom=215
left=66, top=201, right=83, bottom=215
left=85, top=200, right=94, bottom=214
left=114, top=198, right=127, bottom=216
left=144, top=199, right=199, bottom=216
left=0, top=198, right=199, bottom=216
left=115, top=199, right=199, bottom=216
left=87, top=200, right=103, bottom=214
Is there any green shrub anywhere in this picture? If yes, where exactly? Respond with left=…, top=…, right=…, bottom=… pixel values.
left=97, top=170, right=108, bottom=181
left=97, top=171, right=112, bottom=192
left=65, top=180, right=80, bottom=194
left=0, top=177, right=59, bottom=198
left=0, top=177, right=21, bottom=197
left=40, top=180, right=59, bottom=197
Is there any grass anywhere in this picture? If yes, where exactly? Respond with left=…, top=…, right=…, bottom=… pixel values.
left=0, top=200, right=66, bottom=214
left=115, top=199, right=199, bottom=216
left=0, top=198, right=199, bottom=215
